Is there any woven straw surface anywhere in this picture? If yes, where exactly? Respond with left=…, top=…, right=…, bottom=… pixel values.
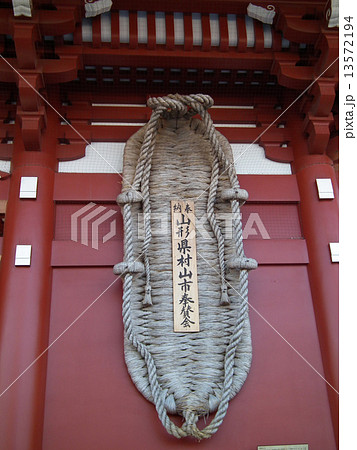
left=121, top=116, right=252, bottom=417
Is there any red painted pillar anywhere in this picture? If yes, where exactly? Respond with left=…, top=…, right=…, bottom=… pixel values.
left=292, top=127, right=339, bottom=445
left=0, top=110, right=57, bottom=449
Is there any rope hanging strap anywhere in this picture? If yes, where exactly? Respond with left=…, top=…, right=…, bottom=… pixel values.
left=114, top=94, right=257, bottom=439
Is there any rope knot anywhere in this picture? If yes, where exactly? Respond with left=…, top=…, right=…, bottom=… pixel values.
left=220, top=283, right=230, bottom=305
left=117, top=189, right=143, bottom=205
left=182, top=410, right=200, bottom=438
left=113, top=261, right=145, bottom=277
left=227, top=256, right=258, bottom=271
left=221, top=187, right=249, bottom=206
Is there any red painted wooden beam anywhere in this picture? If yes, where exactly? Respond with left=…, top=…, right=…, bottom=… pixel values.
left=292, top=146, right=339, bottom=446
left=13, top=24, right=39, bottom=70
left=129, top=11, right=138, bottom=49
left=0, top=8, right=80, bottom=37
left=63, top=104, right=290, bottom=127
left=254, top=21, right=265, bottom=53
left=61, top=45, right=276, bottom=71
left=50, top=238, right=308, bottom=267
left=17, top=73, right=44, bottom=112
left=106, top=0, right=327, bottom=15
left=165, top=13, right=175, bottom=51
left=201, top=14, right=211, bottom=52
left=53, top=173, right=300, bottom=202
left=92, top=16, right=101, bottom=48
left=219, top=15, right=229, bottom=52
left=147, top=12, right=156, bottom=50
left=0, top=111, right=58, bottom=450
left=0, top=57, right=81, bottom=84
left=58, top=122, right=290, bottom=144
left=237, top=16, right=247, bottom=52
left=183, top=13, right=193, bottom=51
left=111, top=11, right=120, bottom=49
left=275, top=9, right=321, bottom=43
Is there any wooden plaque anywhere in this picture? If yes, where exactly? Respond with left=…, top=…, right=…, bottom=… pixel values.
left=171, top=200, right=199, bottom=332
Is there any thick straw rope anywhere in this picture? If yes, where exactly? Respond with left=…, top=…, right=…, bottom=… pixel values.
left=114, top=94, right=257, bottom=439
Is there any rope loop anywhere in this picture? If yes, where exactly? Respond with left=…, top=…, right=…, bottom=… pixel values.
left=168, top=93, right=214, bottom=117
left=147, top=96, right=188, bottom=118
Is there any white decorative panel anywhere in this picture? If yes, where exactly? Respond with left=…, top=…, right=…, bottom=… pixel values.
left=174, top=12, right=185, bottom=45
left=209, top=14, right=220, bottom=47
left=263, top=23, right=272, bottom=48
left=138, top=11, right=148, bottom=44
left=232, top=144, right=292, bottom=175
left=227, top=14, right=238, bottom=46
left=15, top=245, right=32, bottom=266
left=155, top=12, right=166, bottom=44
left=316, top=178, right=335, bottom=199
left=58, top=142, right=290, bottom=175
left=119, top=10, right=130, bottom=43
left=101, top=12, right=111, bottom=42
left=58, top=143, right=125, bottom=174
left=0, top=160, right=11, bottom=174
left=19, top=176, right=38, bottom=199
left=192, top=13, right=202, bottom=45
left=245, top=16, right=255, bottom=48
left=82, top=18, right=93, bottom=42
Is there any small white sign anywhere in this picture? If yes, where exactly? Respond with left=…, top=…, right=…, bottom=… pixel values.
left=316, top=178, right=334, bottom=199
left=20, top=176, right=38, bottom=199
left=329, top=242, right=339, bottom=263
left=15, top=245, right=32, bottom=266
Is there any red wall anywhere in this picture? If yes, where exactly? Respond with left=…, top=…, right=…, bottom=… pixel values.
left=39, top=172, right=336, bottom=449
left=42, top=265, right=335, bottom=449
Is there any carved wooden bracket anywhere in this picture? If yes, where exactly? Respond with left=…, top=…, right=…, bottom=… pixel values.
left=271, top=54, right=314, bottom=90
left=275, top=8, right=321, bottom=44
left=314, top=33, right=339, bottom=78
left=303, top=113, right=334, bottom=155
left=17, top=107, right=46, bottom=151
left=261, top=142, right=294, bottom=163
left=13, top=23, right=40, bottom=70
left=56, top=141, right=86, bottom=161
